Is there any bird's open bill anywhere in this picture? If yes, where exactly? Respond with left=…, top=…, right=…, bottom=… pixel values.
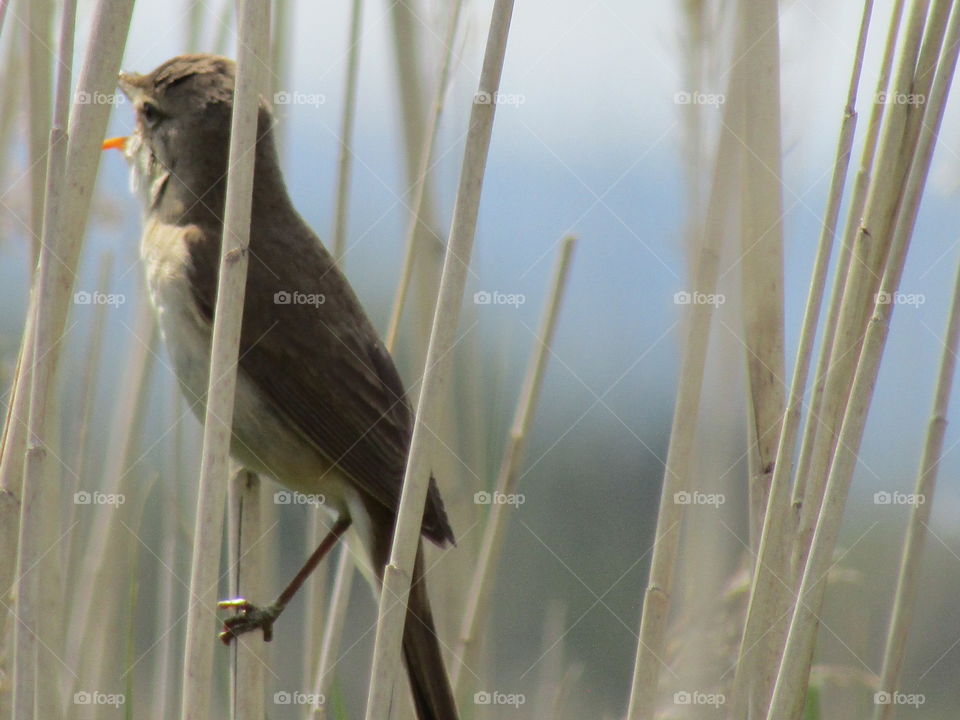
left=102, top=136, right=127, bottom=151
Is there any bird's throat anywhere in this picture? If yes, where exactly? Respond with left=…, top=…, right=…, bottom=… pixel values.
left=124, top=132, right=170, bottom=213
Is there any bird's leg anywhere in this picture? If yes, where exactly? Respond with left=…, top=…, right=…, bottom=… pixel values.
left=218, top=516, right=351, bottom=644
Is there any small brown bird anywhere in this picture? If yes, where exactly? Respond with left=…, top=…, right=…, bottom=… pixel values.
left=104, top=54, right=459, bottom=720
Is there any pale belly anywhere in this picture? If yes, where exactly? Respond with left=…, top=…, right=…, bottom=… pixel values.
left=138, top=218, right=357, bottom=518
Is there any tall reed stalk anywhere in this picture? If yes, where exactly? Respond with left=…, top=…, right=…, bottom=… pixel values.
left=179, top=2, right=270, bottom=717
left=330, top=0, right=363, bottom=263
left=384, top=0, right=464, bottom=352
left=363, top=1, right=517, bottom=716
left=729, top=2, right=874, bottom=715
left=227, top=470, right=266, bottom=720
left=626, top=36, right=745, bottom=720
left=14, top=1, right=76, bottom=714
left=452, top=236, right=575, bottom=690
left=792, top=0, right=906, bottom=510
left=737, top=0, right=786, bottom=560
left=768, top=3, right=960, bottom=716
left=872, top=254, right=960, bottom=720
left=10, top=0, right=136, bottom=715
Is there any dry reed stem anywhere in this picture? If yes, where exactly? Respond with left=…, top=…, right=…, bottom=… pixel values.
left=179, top=1, right=270, bottom=717
left=0, top=139, right=35, bottom=720
left=228, top=470, right=266, bottom=720
left=792, top=0, right=935, bottom=581
left=67, top=253, right=113, bottom=489
left=0, top=13, right=37, bottom=500
left=310, top=4, right=466, bottom=703
left=0, top=20, right=41, bottom=588
left=300, top=511, right=329, bottom=701
left=12, top=0, right=77, bottom=713
left=384, top=0, right=464, bottom=352
left=0, top=30, right=25, bottom=267
left=269, top=0, right=289, bottom=95
left=299, top=0, right=360, bottom=684
left=67, top=300, right=155, bottom=663
left=330, top=0, right=363, bottom=263
left=531, top=601, right=566, bottom=719
left=154, top=442, right=183, bottom=719
left=386, top=1, right=445, bottom=368
left=309, top=4, right=465, bottom=704
left=0, top=0, right=11, bottom=39
left=626, top=54, right=744, bottom=720
left=69, top=305, right=155, bottom=716
left=729, top=2, right=874, bottom=716
left=767, top=4, right=960, bottom=715
left=873, top=255, right=960, bottom=720
left=24, top=0, right=53, bottom=268
left=737, top=0, right=786, bottom=559
left=793, top=0, right=905, bottom=509
left=0, top=14, right=46, bottom=593
left=0, top=291, right=34, bottom=605
left=310, top=542, right=354, bottom=718
left=451, top=236, right=575, bottom=691
left=363, top=1, right=517, bottom=716
left=212, top=0, right=235, bottom=57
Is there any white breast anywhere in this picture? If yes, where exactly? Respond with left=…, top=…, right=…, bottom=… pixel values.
left=140, top=217, right=213, bottom=408
left=138, top=218, right=355, bottom=518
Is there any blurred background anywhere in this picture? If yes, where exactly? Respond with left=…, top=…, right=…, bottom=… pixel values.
left=3, top=0, right=960, bottom=717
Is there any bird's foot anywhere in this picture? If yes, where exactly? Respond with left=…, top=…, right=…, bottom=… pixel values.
left=217, top=598, right=284, bottom=644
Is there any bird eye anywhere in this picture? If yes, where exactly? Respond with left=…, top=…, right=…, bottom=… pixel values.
left=139, top=101, right=161, bottom=128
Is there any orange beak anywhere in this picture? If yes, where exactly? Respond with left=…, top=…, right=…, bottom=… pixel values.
left=102, top=136, right=127, bottom=152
